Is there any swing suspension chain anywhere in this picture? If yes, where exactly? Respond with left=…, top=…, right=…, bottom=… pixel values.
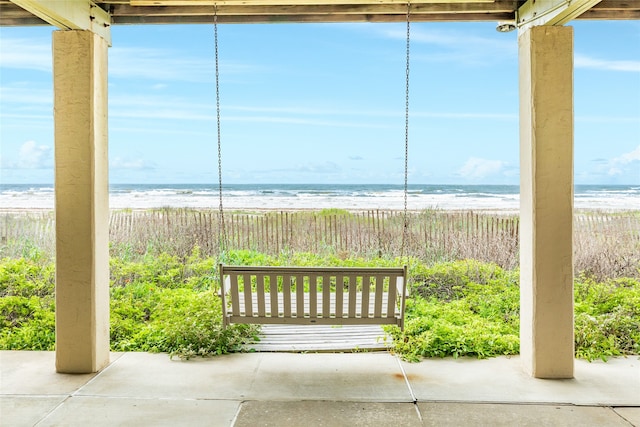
left=213, top=4, right=410, bottom=259
left=401, top=1, right=411, bottom=259
left=214, top=5, right=227, bottom=253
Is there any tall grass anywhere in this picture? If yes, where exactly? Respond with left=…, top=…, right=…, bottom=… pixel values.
left=2, top=210, right=638, bottom=360
left=1, top=208, right=639, bottom=279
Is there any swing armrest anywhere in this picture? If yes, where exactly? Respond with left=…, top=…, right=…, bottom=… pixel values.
left=219, top=276, right=231, bottom=297
left=219, top=264, right=230, bottom=328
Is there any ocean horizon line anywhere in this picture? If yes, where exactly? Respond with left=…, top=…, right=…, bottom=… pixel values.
left=2, top=183, right=638, bottom=211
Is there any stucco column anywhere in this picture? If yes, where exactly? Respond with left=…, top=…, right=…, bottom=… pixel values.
left=53, top=30, right=110, bottom=373
left=519, top=26, right=574, bottom=379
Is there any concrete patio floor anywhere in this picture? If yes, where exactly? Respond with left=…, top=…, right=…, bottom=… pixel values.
left=1, top=351, right=638, bottom=426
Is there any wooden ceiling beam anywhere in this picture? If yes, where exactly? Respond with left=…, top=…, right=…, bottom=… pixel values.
left=517, top=0, right=603, bottom=30
left=592, top=0, right=640, bottom=8
left=579, top=9, right=640, bottom=19
left=2, top=0, right=636, bottom=26
left=9, top=0, right=111, bottom=43
left=111, top=11, right=514, bottom=23
left=131, top=0, right=496, bottom=5
left=112, top=2, right=516, bottom=16
left=588, top=0, right=640, bottom=18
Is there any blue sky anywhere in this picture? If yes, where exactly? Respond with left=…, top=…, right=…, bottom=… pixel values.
left=1, top=19, right=639, bottom=185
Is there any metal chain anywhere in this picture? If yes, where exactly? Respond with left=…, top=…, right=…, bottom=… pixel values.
left=212, top=6, right=410, bottom=261
left=214, top=5, right=227, bottom=254
left=401, top=1, right=411, bottom=259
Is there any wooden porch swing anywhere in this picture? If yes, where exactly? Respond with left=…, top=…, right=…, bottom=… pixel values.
left=216, top=3, right=412, bottom=331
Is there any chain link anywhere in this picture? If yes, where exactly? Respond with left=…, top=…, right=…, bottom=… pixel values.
left=214, top=5, right=227, bottom=254
left=401, top=1, right=411, bottom=259
left=212, top=6, right=409, bottom=260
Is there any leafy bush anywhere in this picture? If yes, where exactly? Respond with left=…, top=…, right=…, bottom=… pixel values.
left=1, top=251, right=638, bottom=363
left=110, top=286, right=258, bottom=359
left=410, top=259, right=516, bottom=301
left=221, top=249, right=276, bottom=267
left=110, top=252, right=185, bottom=288
left=389, top=261, right=520, bottom=361
left=0, top=250, right=258, bottom=356
left=108, top=250, right=260, bottom=357
left=0, top=255, right=56, bottom=350
left=318, top=208, right=352, bottom=217
left=388, top=265, right=639, bottom=362
left=390, top=299, right=520, bottom=361
left=0, top=295, right=55, bottom=350
left=0, top=257, right=55, bottom=297
left=574, top=276, right=640, bottom=360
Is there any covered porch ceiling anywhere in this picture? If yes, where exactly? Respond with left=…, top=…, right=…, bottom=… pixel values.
left=1, top=0, right=638, bottom=26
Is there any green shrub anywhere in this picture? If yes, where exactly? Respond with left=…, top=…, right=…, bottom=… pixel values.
left=410, top=259, right=515, bottom=301
left=0, top=295, right=55, bottom=350
left=142, top=289, right=258, bottom=359
left=110, top=252, right=185, bottom=288
left=110, top=285, right=258, bottom=358
left=0, top=257, right=55, bottom=297
left=221, top=249, right=276, bottom=266
left=574, top=276, right=640, bottom=360
left=0, top=256, right=57, bottom=350
left=388, top=264, right=520, bottom=361
left=1, top=252, right=638, bottom=362
left=318, top=208, right=351, bottom=217
left=389, top=267, right=639, bottom=362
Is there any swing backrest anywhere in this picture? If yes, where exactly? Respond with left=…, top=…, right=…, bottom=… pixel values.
left=220, top=265, right=407, bottom=330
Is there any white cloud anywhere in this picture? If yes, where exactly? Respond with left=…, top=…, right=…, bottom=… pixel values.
left=224, top=115, right=390, bottom=128
left=109, top=92, right=515, bottom=129
left=0, top=84, right=54, bottom=129
left=0, top=38, right=51, bottom=72
left=413, top=111, right=517, bottom=120
left=109, top=94, right=395, bottom=128
left=576, top=115, right=640, bottom=124
left=297, top=161, right=341, bottom=174
left=575, top=54, right=640, bottom=72
left=18, top=140, right=51, bottom=169
left=111, top=157, right=155, bottom=170
left=229, top=162, right=343, bottom=181
left=109, top=47, right=257, bottom=82
left=413, top=29, right=513, bottom=53
left=456, top=157, right=506, bottom=180
left=585, top=145, right=640, bottom=183
left=109, top=94, right=213, bottom=121
left=0, top=84, right=52, bottom=105
left=606, top=145, right=640, bottom=176
left=382, top=27, right=516, bottom=65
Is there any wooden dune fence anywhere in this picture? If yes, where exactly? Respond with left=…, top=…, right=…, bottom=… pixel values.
left=105, top=209, right=521, bottom=260
left=1, top=209, right=638, bottom=266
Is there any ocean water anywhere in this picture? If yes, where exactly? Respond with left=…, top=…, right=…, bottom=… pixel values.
left=0, top=183, right=639, bottom=211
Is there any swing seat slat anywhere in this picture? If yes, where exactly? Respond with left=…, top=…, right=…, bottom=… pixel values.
left=220, top=265, right=407, bottom=330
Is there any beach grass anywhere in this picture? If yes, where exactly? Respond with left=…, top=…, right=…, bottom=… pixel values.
left=1, top=208, right=638, bottom=360
left=2, top=208, right=639, bottom=278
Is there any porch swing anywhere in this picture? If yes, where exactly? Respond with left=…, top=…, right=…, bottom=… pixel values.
left=216, top=4, right=412, bottom=331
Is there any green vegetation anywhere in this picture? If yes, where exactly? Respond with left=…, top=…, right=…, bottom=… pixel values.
left=0, top=247, right=259, bottom=359
left=0, top=253, right=56, bottom=350
left=318, top=208, right=352, bottom=217
left=574, top=275, right=640, bottom=361
left=388, top=260, right=520, bottom=361
left=1, top=243, right=638, bottom=361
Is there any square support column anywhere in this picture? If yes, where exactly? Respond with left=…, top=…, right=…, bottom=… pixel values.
left=53, top=30, right=110, bottom=373
left=519, top=26, right=574, bottom=379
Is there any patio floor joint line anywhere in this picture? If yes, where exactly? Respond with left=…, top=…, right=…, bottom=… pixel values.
left=395, top=355, right=417, bottom=403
